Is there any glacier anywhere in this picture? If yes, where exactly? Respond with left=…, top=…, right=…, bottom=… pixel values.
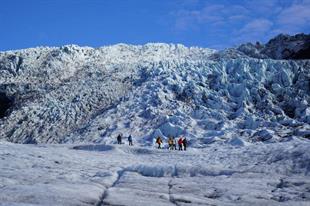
left=0, top=34, right=309, bottom=205
left=0, top=39, right=309, bottom=145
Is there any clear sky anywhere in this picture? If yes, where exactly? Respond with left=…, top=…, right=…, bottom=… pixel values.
left=0, top=0, right=309, bottom=51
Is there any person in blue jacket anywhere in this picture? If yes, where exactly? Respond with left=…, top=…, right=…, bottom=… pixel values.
left=128, top=134, right=133, bottom=146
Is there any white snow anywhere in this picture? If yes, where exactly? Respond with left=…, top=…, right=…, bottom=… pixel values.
left=0, top=140, right=309, bottom=205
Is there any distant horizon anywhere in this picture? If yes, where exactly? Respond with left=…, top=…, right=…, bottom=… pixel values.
left=1, top=32, right=309, bottom=52
left=0, top=0, right=309, bottom=51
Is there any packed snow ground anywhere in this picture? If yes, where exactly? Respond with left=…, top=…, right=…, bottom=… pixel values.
left=0, top=139, right=309, bottom=206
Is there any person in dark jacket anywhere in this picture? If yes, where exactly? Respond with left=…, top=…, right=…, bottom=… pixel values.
left=117, top=133, right=122, bottom=144
left=128, top=135, right=133, bottom=146
left=183, top=137, right=188, bottom=151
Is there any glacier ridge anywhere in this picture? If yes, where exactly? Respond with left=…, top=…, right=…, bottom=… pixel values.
left=0, top=40, right=309, bottom=145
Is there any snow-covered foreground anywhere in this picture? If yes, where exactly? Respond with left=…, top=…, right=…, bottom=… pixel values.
left=1, top=140, right=309, bottom=206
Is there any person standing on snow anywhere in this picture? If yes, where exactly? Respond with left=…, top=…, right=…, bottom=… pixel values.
left=178, top=137, right=183, bottom=150
left=117, top=133, right=122, bottom=144
left=183, top=137, right=188, bottom=151
left=128, top=134, right=133, bottom=146
left=156, top=136, right=163, bottom=149
left=173, top=137, right=177, bottom=150
left=168, top=136, right=174, bottom=150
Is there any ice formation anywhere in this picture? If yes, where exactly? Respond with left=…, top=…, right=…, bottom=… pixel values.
left=0, top=34, right=309, bottom=145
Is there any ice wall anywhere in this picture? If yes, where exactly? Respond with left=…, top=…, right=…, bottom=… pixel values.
left=0, top=40, right=309, bottom=145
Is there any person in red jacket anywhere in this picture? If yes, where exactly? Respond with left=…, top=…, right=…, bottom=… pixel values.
left=178, top=137, right=183, bottom=151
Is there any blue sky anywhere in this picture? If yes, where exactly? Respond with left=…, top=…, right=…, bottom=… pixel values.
left=0, top=0, right=309, bottom=51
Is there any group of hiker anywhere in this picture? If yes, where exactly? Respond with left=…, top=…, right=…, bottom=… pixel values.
left=116, top=133, right=188, bottom=150
left=156, top=136, right=188, bottom=151
left=117, top=133, right=133, bottom=146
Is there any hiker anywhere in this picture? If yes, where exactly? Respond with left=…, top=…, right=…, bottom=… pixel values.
left=173, top=137, right=177, bottom=150
left=178, top=137, right=183, bottom=150
left=183, top=137, right=187, bottom=151
left=156, top=136, right=163, bottom=149
left=128, top=134, right=133, bottom=146
left=168, top=136, right=174, bottom=150
left=117, top=133, right=122, bottom=144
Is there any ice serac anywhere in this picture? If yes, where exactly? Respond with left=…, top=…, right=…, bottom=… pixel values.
left=0, top=35, right=309, bottom=145
left=0, top=44, right=214, bottom=143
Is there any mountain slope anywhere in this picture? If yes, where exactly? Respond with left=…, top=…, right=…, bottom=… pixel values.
left=237, top=33, right=310, bottom=59
left=0, top=36, right=309, bottom=145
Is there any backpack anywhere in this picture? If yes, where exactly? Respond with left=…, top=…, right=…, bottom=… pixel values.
left=168, top=138, right=173, bottom=145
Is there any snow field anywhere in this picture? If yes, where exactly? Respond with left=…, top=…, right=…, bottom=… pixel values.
left=0, top=140, right=309, bottom=205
